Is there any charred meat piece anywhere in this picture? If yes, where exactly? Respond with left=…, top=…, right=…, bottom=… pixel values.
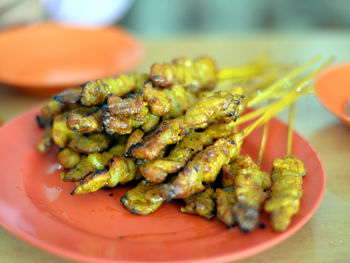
left=102, top=105, right=149, bottom=135
left=52, top=113, right=75, bottom=147
left=41, top=100, right=66, bottom=119
left=215, top=188, right=236, bottom=227
left=120, top=180, right=164, bottom=215
left=150, top=56, right=216, bottom=91
left=141, top=113, right=160, bottom=132
left=107, top=94, right=145, bottom=116
left=36, top=115, right=54, bottom=153
left=183, top=89, right=243, bottom=127
left=140, top=121, right=237, bottom=183
left=129, top=89, right=244, bottom=160
left=232, top=155, right=271, bottom=232
left=160, top=132, right=243, bottom=199
left=142, top=82, right=172, bottom=117
left=80, top=73, right=149, bottom=106
left=52, top=107, right=98, bottom=147
left=222, top=155, right=256, bottom=187
left=63, top=144, right=124, bottom=181
left=67, top=108, right=104, bottom=133
left=53, top=86, right=82, bottom=105
left=72, top=156, right=137, bottom=194
left=140, top=131, right=213, bottom=183
left=128, top=116, right=188, bottom=160
left=67, top=133, right=110, bottom=154
left=125, top=129, right=144, bottom=155
left=142, top=82, right=197, bottom=118
left=37, top=126, right=53, bottom=154
left=181, top=187, right=215, bottom=219
left=58, top=148, right=81, bottom=169
left=101, top=83, right=196, bottom=135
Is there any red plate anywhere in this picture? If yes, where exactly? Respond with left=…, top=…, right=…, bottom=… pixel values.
left=0, top=23, right=144, bottom=96
left=0, top=107, right=325, bottom=263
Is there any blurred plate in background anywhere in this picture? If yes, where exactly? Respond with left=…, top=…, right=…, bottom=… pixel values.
left=315, top=63, right=350, bottom=127
left=0, top=23, right=144, bottom=96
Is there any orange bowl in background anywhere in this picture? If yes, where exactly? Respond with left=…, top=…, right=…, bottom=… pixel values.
left=315, top=63, right=350, bottom=127
left=0, top=23, right=144, bottom=96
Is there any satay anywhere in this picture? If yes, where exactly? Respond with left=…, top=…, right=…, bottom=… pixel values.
left=232, top=58, right=331, bottom=232
left=143, top=74, right=310, bottom=202
left=264, top=103, right=307, bottom=232
left=55, top=111, right=110, bottom=154
left=264, top=156, right=306, bottom=232
left=160, top=132, right=244, bottom=199
left=233, top=155, right=271, bottom=232
left=101, top=82, right=197, bottom=135
left=229, top=121, right=270, bottom=232
left=52, top=107, right=98, bottom=147
left=81, top=73, right=149, bottom=106
left=127, top=116, right=187, bottom=160
left=214, top=153, right=270, bottom=232
left=140, top=121, right=237, bottom=183
left=124, top=124, right=240, bottom=215
left=140, top=131, right=213, bottom=183
left=210, top=73, right=315, bottom=231
left=33, top=55, right=331, bottom=232
left=150, top=56, right=216, bottom=91
left=128, top=89, right=244, bottom=160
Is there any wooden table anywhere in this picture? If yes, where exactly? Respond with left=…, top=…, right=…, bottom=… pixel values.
left=0, top=32, right=349, bottom=263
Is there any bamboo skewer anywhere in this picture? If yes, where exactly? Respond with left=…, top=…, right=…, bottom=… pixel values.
left=257, top=121, right=269, bottom=166
left=286, top=103, right=296, bottom=156
left=247, top=55, right=322, bottom=107
left=217, top=54, right=272, bottom=80
left=243, top=56, right=333, bottom=138
left=235, top=86, right=312, bottom=126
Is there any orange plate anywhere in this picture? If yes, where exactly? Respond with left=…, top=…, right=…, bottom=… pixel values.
left=0, top=23, right=144, bottom=95
left=315, top=63, right=350, bottom=127
left=0, top=107, right=325, bottom=263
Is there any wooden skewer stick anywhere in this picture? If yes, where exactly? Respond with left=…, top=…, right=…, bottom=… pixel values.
left=236, top=103, right=273, bottom=125
left=286, top=103, right=296, bottom=156
left=257, top=120, right=269, bottom=167
left=243, top=56, right=333, bottom=138
left=247, top=55, right=322, bottom=107
left=235, top=85, right=311, bottom=127
left=217, top=54, right=271, bottom=80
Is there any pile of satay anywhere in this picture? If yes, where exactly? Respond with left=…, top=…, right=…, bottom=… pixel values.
left=36, top=55, right=331, bottom=233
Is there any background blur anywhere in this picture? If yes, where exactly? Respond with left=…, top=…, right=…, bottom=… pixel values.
left=1, top=0, right=350, bottom=36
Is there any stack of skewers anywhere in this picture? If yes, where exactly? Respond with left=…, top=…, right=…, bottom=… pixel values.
left=36, top=55, right=332, bottom=233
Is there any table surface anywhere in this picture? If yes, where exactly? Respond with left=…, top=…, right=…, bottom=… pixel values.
left=0, top=32, right=349, bottom=263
